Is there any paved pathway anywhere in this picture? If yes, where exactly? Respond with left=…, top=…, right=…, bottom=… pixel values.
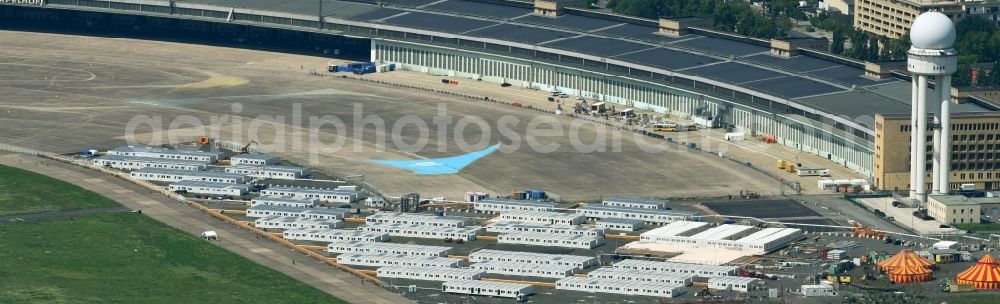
left=0, top=153, right=412, bottom=304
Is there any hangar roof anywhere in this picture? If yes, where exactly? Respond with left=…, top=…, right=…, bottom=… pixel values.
left=86, top=0, right=997, bottom=119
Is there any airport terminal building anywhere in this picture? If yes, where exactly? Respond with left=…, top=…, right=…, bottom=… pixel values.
left=5, top=0, right=998, bottom=183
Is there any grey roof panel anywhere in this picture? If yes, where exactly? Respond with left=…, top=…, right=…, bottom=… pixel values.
left=380, top=0, right=441, bottom=8
left=742, top=54, right=840, bottom=72
left=806, top=66, right=888, bottom=87
left=381, top=12, right=499, bottom=33
left=516, top=14, right=623, bottom=31
left=543, top=36, right=652, bottom=57
left=466, top=23, right=576, bottom=44
left=749, top=76, right=844, bottom=98
left=684, top=62, right=785, bottom=84
left=673, top=36, right=769, bottom=57
left=423, top=0, right=531, bottom=19
left=615, top=48, right=721, bottom=70
left=344, top=8, right=406, bottom=21
left=595, top=23, right=679, bottom=44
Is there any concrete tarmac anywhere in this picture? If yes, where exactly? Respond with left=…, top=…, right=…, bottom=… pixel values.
left=0, top=30, right=777, bottom=201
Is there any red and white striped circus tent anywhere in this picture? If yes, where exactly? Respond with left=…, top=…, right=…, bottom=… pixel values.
left=888, top=265, right=933, bottom=283
left=876, top=249, right=935, bottom=272
left=956, top=254, right=1000, bottom=290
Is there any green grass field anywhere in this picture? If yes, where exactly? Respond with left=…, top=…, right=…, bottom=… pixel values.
left=953, top=223, right=1000, bottom=231
left=0, top=213, right=345, bottom=303
left=0, top=164, right=119, bottom=216
left=0, top=164, right=345, bottom=303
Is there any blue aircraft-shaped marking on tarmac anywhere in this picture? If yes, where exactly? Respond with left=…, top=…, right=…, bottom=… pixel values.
left=371, top=144, right=500, bottom=175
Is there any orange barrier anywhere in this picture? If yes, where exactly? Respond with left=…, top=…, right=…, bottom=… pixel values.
left=573, top=274, right=588, bottom=277
left=448, top=255, right=470, bottom=261
left=220, top=209, right=246, bottom=216
left=481, top=278, right=556, bottom=288
left=604, top=233, right=640, bottom=241
left=344, top=217, right=367, bottom=223
left=476, top=235, right=498, bottom=241
left=297, top=245, right=327, bottom=251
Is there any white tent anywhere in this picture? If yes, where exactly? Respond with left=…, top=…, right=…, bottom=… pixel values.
left=200, top=231, right=218, bottom=240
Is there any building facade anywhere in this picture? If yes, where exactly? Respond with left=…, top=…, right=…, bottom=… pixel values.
left=927, top=195, right=983, bottom=224
left=854, top=0, right=965, bottom=38
left=874, top=112, right=1000, bottom=191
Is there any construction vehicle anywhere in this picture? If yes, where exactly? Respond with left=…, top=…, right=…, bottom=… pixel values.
left=785, top=162, right=796, bottom=173
left=239, top=140, right=259, bottom=154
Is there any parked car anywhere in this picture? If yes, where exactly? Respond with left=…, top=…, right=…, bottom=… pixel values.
left=939, top=224, right=951, bottom=229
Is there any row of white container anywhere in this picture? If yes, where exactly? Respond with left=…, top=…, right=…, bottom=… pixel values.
left=335, top=253, right=464, bottom=268
left=326, top=240, right=454, bottom=257
left=485, top=221, right=605, bottom=236
left=357, top=223, right=481, bottom=241
left=365, top=212, right=471, bottom=227
left=255, top=216, right=341, bottom=229
left=468, top=249, right=599, bottom=270
left=246, top=205, right=351, bottom=220
left=496, top=232, right=604, bottom=249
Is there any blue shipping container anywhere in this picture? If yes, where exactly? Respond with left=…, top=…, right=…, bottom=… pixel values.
left=526, top=190, right=546, bottom=199
left=388, top=63, right=396, bottom=71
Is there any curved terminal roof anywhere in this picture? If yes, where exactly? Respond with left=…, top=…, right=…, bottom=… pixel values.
left=36, top=0, right=996, bottom=130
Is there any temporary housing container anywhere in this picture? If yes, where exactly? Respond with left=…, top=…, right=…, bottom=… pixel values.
left=260, top=186, right=359, bottom=204
left=497, top=232, right=604, bottom=249
left=326, top=241, right=453, bottom=257
left=498, top=210, right=586, bottom=226
left=377, top=266, right=484, bottom=281
left=471, top=261, right=576, bottom=278
left=473, top=198, right=556, bottom=213
left=94, top=155, right=208, bottom=171
left=254, top=216, right=341, bottom=229
left=229, top=153, right=279, bottom=166
left=486, top=221, right=605, bottom=236
left=708, top=276, right=759, bottom=292
left=282, top=228, right=388, bottom=242
left=225, top=165, right=307, bottom=180
left=250, top=195, right=317, bottom=208
left=130, top=167, right=249, bottom=183
left=168, top=180, right=249, bottom=196
left=107, top=145, right=222, bottom=163
left=442, top=279, right=533, bottom=301
left=358, top=223, right=481, bottom=241
left=469, top=249, right=598, bottom=270
left=556, top=277, right=681, bottom=298
left=336, top=253, right=463, bottom=268
left=602, top=196, right=667, bottom=209
left=595, top=218, right=646, bottom=231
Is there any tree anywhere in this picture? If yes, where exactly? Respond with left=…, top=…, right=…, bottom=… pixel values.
left=831, top=28, right=846, bottom=54
left=987, top=61, right=1000, bottom=86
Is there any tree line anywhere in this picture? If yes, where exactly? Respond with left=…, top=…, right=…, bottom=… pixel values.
left=605, top=0, right=805, bottom=39
left=604, top=1, right=1000, bottom=86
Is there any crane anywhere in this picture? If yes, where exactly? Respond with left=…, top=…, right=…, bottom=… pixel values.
left=240, top=140, right=259, bottom=154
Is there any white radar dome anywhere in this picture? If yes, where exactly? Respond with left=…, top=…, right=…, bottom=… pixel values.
left=909, top=11, right=956, bottom=49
